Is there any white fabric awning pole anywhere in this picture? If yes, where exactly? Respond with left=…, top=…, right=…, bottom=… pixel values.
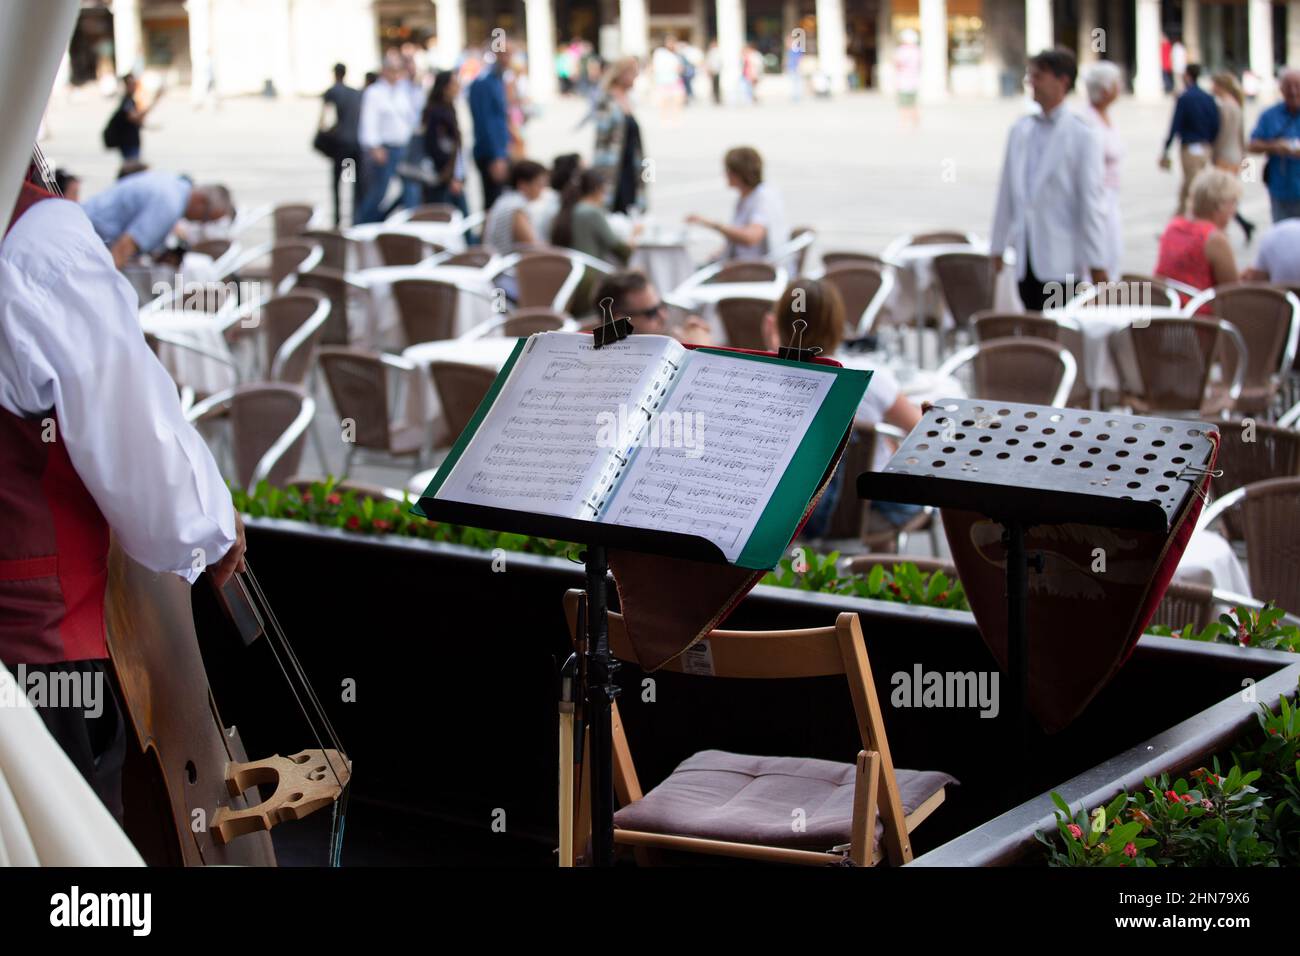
left=0, top=0, right=80, bottom=217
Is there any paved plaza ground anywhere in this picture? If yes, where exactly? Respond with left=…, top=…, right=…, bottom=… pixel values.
left=42, top=83, right=1276, bottom=274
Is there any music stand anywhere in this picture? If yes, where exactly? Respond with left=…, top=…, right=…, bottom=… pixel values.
left=415, top=318, right=859, bottom=867
left=857, top=399, right=1218, bottom=754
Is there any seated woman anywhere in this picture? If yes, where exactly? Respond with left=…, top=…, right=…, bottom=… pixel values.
left=482, top=159, right=549, bottom=255
left=687, top=146, right=791, bottom=269
left=551, top=169, right=634, bottom=266
left=1154, top=167, right=1241, bottom=309
left=760, top=278, right=922, bottom=538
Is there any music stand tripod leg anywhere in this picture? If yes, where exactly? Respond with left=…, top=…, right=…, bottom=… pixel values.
left=583, top=544, right=619, bottom=867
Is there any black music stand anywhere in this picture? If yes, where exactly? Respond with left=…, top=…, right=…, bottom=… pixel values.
left=857, top=399, right=1218, bottom=754
left=415, top=319, right=854, bottom=867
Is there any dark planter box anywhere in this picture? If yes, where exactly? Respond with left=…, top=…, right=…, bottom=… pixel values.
left=209, top=519, right=1300, bottom=866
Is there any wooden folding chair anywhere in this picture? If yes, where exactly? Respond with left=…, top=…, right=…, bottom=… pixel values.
left=560, top=591, right=955, bottom=867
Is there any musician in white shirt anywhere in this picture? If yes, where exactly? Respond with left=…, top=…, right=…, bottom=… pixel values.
left=1, top=165, right=245, bottom=818
left=991, top=48, right=1109, bottom=311
left=356, top=52, right=421, bottom=223
left=0, top=180, right=244, bottom=585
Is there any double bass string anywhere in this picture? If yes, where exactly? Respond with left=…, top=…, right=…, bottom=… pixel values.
left=242, top=560, right=350, bottom=866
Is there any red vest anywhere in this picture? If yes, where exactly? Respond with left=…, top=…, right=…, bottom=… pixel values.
left=0, top=181, right=111, bottom=664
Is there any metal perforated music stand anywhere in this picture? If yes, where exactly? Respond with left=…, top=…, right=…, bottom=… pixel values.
left=857, top=398, right=1218, bottom=748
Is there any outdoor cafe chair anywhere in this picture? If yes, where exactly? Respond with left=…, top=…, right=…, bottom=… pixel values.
left=561, top=592, right=956, bottom=867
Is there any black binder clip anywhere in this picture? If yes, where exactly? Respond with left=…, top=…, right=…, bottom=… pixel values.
left=592, top=296, right=634, bottom=349
left=778, top=318, right=822, bottom=363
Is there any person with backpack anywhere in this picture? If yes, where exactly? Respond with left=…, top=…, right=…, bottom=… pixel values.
left=102, top=74, right=161, bottom=162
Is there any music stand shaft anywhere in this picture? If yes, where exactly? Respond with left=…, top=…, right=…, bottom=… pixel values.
left=584, top=544, right=618, bottom=867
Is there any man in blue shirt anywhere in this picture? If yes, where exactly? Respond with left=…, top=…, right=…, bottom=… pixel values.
left=468, top=43, right=512, bottom=212
left=1159, top=64, right=1220, bottom=217
left=81, top=170, right=231, bottom=267
left=1249, top=69, right=1300, bottom=222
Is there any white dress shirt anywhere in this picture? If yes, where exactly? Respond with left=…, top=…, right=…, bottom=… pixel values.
left=991, top=101, right=1109, bottom=282
left=0, top=197, right=236, bottom=582
left=358, top=78, right=419, bottom=150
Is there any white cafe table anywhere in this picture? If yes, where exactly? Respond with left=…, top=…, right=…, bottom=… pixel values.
left=353, top=262, right=500, bottom=350
left=1173, top=529, right=1253, bottom=597
left=883, top=242, right=1020, bottom=365
left=139, top=308, right=239, bottom=395
left=343, top=218, right=469, bottom=270
left=1042, top=305, right=1183, bottom=408
left=399, top=337, right=520, bottom=435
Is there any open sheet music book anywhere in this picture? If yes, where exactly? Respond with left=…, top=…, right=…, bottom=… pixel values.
left=417, top=332, right=870, bottom=569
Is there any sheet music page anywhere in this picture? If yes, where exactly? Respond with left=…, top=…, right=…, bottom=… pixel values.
left=435, top=332, right=686, bottom=518
left=601, top=351, right=836, bottom=561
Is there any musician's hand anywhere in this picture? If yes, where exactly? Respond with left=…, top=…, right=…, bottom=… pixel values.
left=211, top=511, right=247, bottom=588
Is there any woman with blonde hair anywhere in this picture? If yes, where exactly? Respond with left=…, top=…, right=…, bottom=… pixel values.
left=592, top=57, right=644, bottom=214
left=1212, top=71, right=1255, bottom=242
left=1155, top=166, right=1242, bottom=305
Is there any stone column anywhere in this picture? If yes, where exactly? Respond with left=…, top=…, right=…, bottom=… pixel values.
left=1249, top=0, right=1275, bottom=101
left=1077, top=0, right=1099, bottom=65
left=877, top=0, right=895, bottom=94
left=187, top=0, right=211, bottom=102
left=918, top=0, right=947, bottom=101
left=1133, top=0, right=1163, bottom=101
left=815, top=0, right=849, bottom=95
left=113, top=0, right=143, bottom=76
left=434, top=0, right=465, bottom=71
left=1024, top=0, right=1053, bottom=56
left=621, top=0, right=650, bottom=58
left=716, top=0, right=745, bottom=104
left=524, top=0, right=558, bottom=101
left=1183, top=0, right=1201, bottom=63
left=1290, top=1, right=1300, bottom=70
left=1205, top=2, right=1224, bottom=72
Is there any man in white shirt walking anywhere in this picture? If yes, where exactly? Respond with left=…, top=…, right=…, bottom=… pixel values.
left=356, top=51, right=421, bottom=223
left=991, top=48, right=1109, bottom=311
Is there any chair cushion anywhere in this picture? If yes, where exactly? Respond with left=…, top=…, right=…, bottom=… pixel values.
left=613, top=749, right=956, bottom=852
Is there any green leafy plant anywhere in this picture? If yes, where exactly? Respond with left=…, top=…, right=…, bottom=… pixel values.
left=231, top=479, right=574, bottom=558
left=1038, top=693, right=1300, bottom=867
left=761, top=551, right=970, bottom=611
left=1147, top=603, right=1300, bottom=653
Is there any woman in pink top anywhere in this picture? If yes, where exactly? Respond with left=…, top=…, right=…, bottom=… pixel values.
left=1155, top=167, right=1241, bottom=307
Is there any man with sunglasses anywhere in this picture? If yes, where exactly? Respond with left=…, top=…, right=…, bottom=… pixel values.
left=592, top=270, right=713, bottom=344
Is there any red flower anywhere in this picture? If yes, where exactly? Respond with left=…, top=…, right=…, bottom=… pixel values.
left=1238, top=626, right=1250, bottom=645
left=373, top=519, right=391, bottom=532
left=327, top=493, right=343, bottom=505
left=938, top=591, right=949, bottom=602
left=346, top=515, right=361, bottom=530
left=1067, top=823, right=1083, bottom=840
left=1269, top=728, right=1280, bottom=736
left=1123, top=842, right=1137, bottom=859
left=1180, top=794, right=1194, bottom=803
left=1165, top=790, right=1180, bottom=802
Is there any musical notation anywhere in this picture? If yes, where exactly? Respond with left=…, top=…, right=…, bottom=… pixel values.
left=436, top=332, right=688, bottom=519
left=604, top=351, right=835, bottom=561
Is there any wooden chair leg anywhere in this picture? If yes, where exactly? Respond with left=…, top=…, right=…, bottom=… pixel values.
left=850, top=750, right=881, bottom=867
